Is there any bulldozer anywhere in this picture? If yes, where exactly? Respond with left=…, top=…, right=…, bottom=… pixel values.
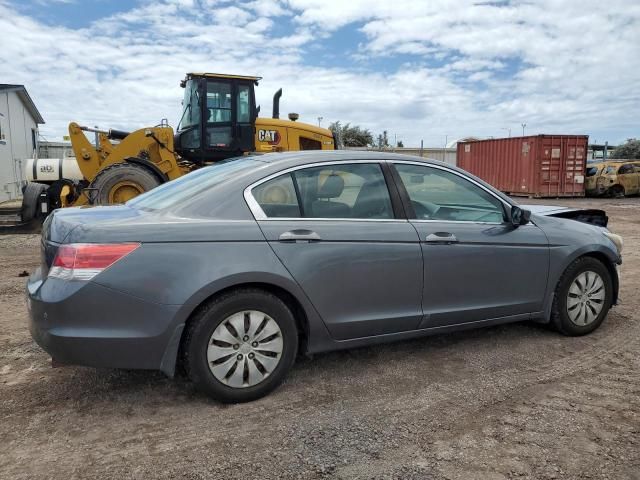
left=6, top=73, right=337, bottom=230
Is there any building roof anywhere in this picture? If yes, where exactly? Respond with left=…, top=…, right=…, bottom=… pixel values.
left=0, top=84, right=45, bottom=124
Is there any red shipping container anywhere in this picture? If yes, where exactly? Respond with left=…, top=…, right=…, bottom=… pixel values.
left=457, top=135, right=588, bottom=197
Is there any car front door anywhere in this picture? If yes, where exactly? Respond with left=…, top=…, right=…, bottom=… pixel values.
left=247, top=161, right=423, bottom=340
left=390, top=161, right=550, bottom=329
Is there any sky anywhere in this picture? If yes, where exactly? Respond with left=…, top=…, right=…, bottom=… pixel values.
left=1, top=0, right=639, bottom=147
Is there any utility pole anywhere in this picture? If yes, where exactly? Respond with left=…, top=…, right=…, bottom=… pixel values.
left=317, top=116, right=323, bottom=127
left=521, top=123, right=527, bottom=136
left=443, top=135, right=448, bottom=162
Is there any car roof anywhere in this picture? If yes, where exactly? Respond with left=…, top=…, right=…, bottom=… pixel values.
left=253, top=149, right=446, bottom=167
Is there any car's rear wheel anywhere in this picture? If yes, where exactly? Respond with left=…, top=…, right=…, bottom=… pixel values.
left=551, top=257, right=613, bottom=336
left=184, top=289, right=298, bottom=403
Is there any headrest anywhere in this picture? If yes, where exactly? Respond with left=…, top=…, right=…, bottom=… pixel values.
left=317, top=174, right=344, bottom=198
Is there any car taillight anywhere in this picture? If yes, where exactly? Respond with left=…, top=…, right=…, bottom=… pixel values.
left=48, top=243, right=140, bottom=281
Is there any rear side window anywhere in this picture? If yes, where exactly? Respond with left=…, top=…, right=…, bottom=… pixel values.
left=251, top=163, right=394, bottom=219
left=252, top=174, right=300, bottom=218
left=127, top=157, right=258, bottom=210
left=618, top=164, right=634, bottom=174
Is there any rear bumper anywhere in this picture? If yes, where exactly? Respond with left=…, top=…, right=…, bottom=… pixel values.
left=27, top=268, right=182, bottom=375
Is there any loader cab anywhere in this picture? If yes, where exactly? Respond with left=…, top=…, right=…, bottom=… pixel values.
left=175, top=73, right=259, bottom=163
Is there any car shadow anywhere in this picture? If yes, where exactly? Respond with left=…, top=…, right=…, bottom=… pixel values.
left=15, top=319, right=571, bottom=412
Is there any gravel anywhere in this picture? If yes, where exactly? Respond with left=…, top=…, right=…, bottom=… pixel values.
left=1, top=197, right=639, bottom=479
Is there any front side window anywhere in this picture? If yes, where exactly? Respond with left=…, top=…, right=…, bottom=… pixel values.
left=251, top=163, right=394, bottom=219
left=178, top=79, right=201, bottom=130
left=395, top=163, right=505, bottom=223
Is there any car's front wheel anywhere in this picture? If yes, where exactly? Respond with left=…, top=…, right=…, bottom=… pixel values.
left=184, top=289, right=298, bottom=403
left=551, top=256, right=613, bottom=336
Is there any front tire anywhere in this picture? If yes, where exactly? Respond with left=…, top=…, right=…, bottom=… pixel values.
left=551, top=257, right=613, bottom=336
left=184, top=289, right=298, bottom=403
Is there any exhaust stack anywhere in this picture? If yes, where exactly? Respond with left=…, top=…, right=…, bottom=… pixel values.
left=272, top=88, right=282, bottom=119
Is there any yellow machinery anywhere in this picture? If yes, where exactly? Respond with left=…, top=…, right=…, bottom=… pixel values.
left=36, top=73, right=337, bottom=212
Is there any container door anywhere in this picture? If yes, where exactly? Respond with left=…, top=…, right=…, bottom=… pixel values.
left=540, top=139, right=562, bottom=196
left=564, top=139, right=586, bottom=195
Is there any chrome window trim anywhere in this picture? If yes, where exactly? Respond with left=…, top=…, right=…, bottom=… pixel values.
left=243, top=158, right=522, bottom=226
left=244, top=160, right=393, bottom=221
left=410, top=219, right=504, bottom=226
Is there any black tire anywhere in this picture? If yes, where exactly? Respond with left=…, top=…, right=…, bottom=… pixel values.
left=20, top=182, right=48, bottom=222
left=551, top=256, right=613, bottom=336
left=610, top=185, right=625, bottom=198
left=89, top=162, right=161, bottom=205
left=183, top=288, right=298, bottom=403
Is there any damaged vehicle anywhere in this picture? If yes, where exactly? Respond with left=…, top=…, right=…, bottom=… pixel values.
left=27, top=151, right=623, bottom=403
left=586, top=160, right=640, bottom=197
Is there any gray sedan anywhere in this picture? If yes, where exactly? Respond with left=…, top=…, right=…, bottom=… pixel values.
left=27, top=151, right=623, bottom=402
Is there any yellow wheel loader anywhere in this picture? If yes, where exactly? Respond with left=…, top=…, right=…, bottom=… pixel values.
left=3, top=73, right=336, bottom=230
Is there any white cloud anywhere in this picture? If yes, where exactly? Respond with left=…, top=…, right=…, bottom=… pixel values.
left=0, top=0, right=638, bottom=147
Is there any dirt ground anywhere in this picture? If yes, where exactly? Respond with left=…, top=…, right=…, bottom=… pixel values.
left=1, top=197, right=639, bottom=480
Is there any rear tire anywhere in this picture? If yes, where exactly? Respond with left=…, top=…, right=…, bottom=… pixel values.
left=551, top=257, right=613, bottom=336
left=20, top=182, right=48, bottom=222
left=183, top=289, right=298, bottom=403
left=89, top=162, right=161, bottom=205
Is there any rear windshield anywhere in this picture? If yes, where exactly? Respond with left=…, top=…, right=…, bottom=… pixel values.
left=127, top=157, right=261, bottom=210
left=585, top=166, right=599, bottom=177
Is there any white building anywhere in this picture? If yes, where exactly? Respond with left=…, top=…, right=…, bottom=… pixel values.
left=0, top=84, right=45, bottom=203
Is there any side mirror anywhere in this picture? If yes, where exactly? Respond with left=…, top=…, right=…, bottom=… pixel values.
left=510, top=205, right=531, bottom=227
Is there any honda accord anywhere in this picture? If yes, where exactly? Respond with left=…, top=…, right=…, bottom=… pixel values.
left=27, top=151, right=623, bottom=402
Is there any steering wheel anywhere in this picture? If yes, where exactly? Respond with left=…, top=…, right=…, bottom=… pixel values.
left=411, top=200, right=439, bottom=219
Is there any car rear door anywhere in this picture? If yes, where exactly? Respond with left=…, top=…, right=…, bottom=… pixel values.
left=246, top=161, right=423, bottom=340
left=390, top=161, right=550, bottom=328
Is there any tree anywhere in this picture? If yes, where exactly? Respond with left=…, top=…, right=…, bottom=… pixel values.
left=613, top=138, right=640, bottom=159
left=397, top=140, right=404, bottom=148
left=328, top=121, right=374, bottom=147
left=376, top=130, right=390, bottom=149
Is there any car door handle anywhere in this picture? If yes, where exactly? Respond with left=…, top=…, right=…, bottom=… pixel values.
left=425, top=232, right=458, bottom=244
left=279, top=230, right=322, bottom=242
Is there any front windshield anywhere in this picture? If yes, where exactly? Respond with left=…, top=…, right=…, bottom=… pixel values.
left=178, top=79, right=200, bottom=130
left=127, top=157, right=261, bottom=211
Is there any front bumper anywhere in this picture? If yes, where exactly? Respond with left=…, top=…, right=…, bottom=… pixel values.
left=27, top=268, right=182, bottom=374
